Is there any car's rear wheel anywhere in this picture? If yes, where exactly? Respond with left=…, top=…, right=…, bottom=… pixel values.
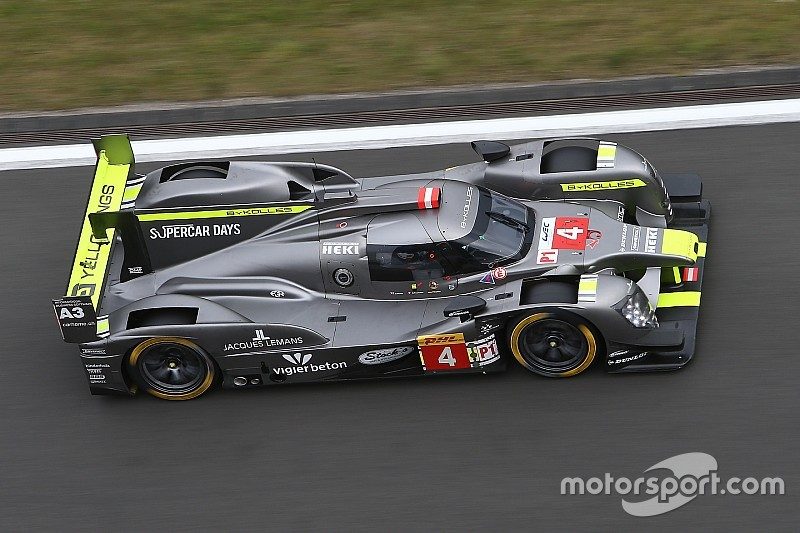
left=128, top=338, right=216, bottom=400
left=508, top=312, right=597, bottom=377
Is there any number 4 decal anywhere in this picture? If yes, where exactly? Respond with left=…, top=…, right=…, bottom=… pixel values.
left=438, top=346, right=457, bottom=367
left=556, top=227, right=584, bottom=240
left=553, top=217, right=589, bottom=249
left=417, top=334, right=471, bottom=371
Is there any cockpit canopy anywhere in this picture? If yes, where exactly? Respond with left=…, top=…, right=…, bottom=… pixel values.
left=366, top=182, right=533, bottom=281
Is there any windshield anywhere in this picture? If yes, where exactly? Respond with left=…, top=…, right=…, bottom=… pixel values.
left=443, top=188, right=531, bottom=275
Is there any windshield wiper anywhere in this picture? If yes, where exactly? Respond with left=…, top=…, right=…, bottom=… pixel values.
left=485, top=210, right=529, bottom=230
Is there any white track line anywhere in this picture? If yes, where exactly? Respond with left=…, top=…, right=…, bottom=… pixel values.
left=2, top=98, right=800, bottom=170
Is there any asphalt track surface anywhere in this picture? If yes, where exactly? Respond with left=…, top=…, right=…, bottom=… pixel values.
left=1, top=123, right=798, bottom=531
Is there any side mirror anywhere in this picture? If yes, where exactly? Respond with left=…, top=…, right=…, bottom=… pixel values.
left=443, top=295, right=487, bottom=321
left=471, top=140, right=510, bottom=163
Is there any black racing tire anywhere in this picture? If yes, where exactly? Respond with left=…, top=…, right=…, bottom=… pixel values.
left=128, top=338, right=216, bottom=400
left=507, top=312, right=597, bottom=377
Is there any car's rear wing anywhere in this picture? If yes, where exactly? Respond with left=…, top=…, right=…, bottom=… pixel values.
left=53, top=135, right=135, bottom=343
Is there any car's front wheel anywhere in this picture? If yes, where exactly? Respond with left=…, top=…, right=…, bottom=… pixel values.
left=128, top=338, right=216, bottom=400
left=508, top=312, right=597, bottom=377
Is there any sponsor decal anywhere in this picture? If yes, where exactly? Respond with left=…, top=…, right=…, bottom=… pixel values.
left=223, top=329, right=304, bottom=352
left=283, top=352, right=311, bottom=365
left=539, top=217, right=554, bottom=248
left=587, top=230, right=602, bottom=249
left=537, top=249, right=559, bottom=264
left=59, top=305, right=85, bottom=320
left=537, top=217, right=558, bottom=264
left=630, top=226, right=641, bottom=251
left=460, top=186, right=474, bottom=229
left=645, top=228, right=659, bottom=253
left=467, top=335, right=500, bottom=366
left=617, top=205, right=625, bottom=222
left=53, top=297, right=98, bottom=343
left=225, top=206, right=305, bottom=217
left=607, top=350, right=648, bottom=365
left=418, top=334, right=464, bottom=347
left=269, top=290, right=285, bottom=298
left=137, top=205, right=313, bottom=221
left=479, top=321, right=501, bottom=335
left=70, top=237, right=106, bottom=300
left=417, top=333, right=471, bottom=371
left=428, top=280, right=439, bottom=291
left=560, top=179, right=647, bottom=192
left=148, top=223, right=240, bottom=239
left=80, top=347, right=107, bottom=355
left=480, top=267, right=508, bottom=284
left=128, top=266, right=143, bottom=274
left=337, top=221, right=348, bottom=229
left=321, top=241, right=359, bottom=255
left=272, top=352, right=347, bottom=376
left=619, top=224, right=629, bottom=252
left=68, top=157, right=129, bottom=309
left=85, top=362, right=111, bottom=384
left=358, top=346, right=414, bottom=365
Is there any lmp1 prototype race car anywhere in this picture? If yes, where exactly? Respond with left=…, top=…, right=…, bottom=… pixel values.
left=54, top=135, right=709, bottom=400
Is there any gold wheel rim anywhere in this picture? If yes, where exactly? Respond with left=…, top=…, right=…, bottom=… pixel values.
left=510, top=313, right=596, bottom=377
left=128, top=337, right=215, bottom=400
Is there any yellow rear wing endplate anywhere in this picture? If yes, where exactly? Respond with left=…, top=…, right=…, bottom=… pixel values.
left=54, top=135, right=134, bottom=343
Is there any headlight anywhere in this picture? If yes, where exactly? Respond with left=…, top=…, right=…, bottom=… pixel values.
left=618, top=290, right=658, bottom=328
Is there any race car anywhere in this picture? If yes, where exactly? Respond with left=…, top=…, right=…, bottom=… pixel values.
left=53, top=135, right=710, bottom=400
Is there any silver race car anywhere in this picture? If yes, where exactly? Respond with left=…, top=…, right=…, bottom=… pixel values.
left=54, top=135, right=709, bottom=400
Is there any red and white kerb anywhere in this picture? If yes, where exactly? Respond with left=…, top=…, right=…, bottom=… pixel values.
left=683, top=266, right=699, bottom=283
left=417, top=187, right=441, bottom=209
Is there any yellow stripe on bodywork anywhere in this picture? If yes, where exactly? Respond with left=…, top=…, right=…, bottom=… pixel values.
left=560, top=179, right=646, bottom=192
left=697, top=242, right=707, bottom=257
left=66, top=144, right=131, bottom=310
left=577, top=275, right=598, bottom=302
left=123, top=183, right=142, bottom=203
left=596, top=142, right=617, bottom=168
left=661, top=267, right=681, bottom=284
left=661, top=229, right=699, bottom=263
left=597, top=144, right=617, bottom=160
left=96, top=317, right=110, bottom=335
left=137, top=204, right=313, bottom=221
left=658, top=291, right=701, bottom=308
left=578, top=278, right=597, bottom=293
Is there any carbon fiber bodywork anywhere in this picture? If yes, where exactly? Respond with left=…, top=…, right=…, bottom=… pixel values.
left=55, top=136, right=710, bottom=396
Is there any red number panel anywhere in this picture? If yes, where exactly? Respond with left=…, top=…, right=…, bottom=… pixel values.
left=417, top=334, right=471, bottom=371
left=552, top=217, right=589, bottom=250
